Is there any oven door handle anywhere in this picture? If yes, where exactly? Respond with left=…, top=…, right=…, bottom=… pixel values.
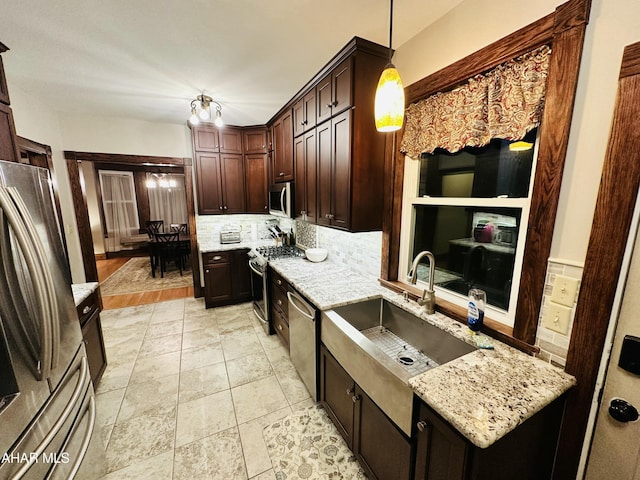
left=249, top=260, right=264, bottom=276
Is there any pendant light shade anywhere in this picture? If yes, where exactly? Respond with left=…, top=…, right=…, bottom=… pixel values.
left=375, top=63, right=404, bottom=132
left=375, top=0, right=404, bottom=132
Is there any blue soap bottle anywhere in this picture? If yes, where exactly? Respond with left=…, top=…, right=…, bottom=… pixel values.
left=467, top=288, right=486, bottom=333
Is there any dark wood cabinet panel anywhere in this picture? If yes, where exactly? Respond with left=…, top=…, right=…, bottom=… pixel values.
left=193, top=126, right=220, bottom=152
left=332, top=57, right=353, bottom=115
left=220, top=153, right=246, bottom=213
left=270, top=268, right=291, bottom=349
left=316, top=120, right=332, bottom=227
left=203, top=250, right=250, bottom=308
left=414, top=397, right=565, bottom=480
left=354, top=385, right=412, bottom=480
left=294, top=129, right=317, bottom=223
left=0, top=102, right=19, bottom=163
left=294, top=89, right=317, bottom=137
left=331, top=110, right=351, bottom=230
left=204, top=262, right=233, bottom=306
left=320, top=345, right=355, bottom=446
left=245, top=153, right=268, bottom=213
left=82, top=312, right=107, bottom=385
left=219, top=127, right=243, bottom=154
left=316, top=75, right=333, bottom=125
left=271, top=110, right=294, bottom=183
left=231, top=249, right=251, bottom=301
left=243, top=128, right=267, bottom=153
left=0, top=53, right=10, bottom=106
left=194, top=153, right=224, bottom=214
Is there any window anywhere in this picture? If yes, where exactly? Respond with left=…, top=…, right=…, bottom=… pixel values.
left=98, top=170, right=140, bottom=252
left=399, top=129, right=538, bottom=326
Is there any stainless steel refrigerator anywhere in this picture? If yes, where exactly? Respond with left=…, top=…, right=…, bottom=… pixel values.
left=0, top=160, right=105, bottom=479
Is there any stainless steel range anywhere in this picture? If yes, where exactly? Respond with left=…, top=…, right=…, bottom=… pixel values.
left=248, top=245, right=305, bottom=335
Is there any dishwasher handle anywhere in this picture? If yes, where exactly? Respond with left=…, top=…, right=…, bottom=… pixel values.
left=287, top=291, right=315, bottom=321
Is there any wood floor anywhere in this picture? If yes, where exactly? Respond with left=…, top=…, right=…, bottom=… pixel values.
left=96, top=256, right=194, bottom=310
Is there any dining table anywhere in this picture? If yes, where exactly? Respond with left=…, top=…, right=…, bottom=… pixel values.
left=148, top=232, right=191, bottom=278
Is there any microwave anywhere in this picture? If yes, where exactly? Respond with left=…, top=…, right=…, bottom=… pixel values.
left=269, top=182, right=293, bottom=218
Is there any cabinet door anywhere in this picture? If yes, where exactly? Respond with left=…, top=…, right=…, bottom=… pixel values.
left=279, top=110, right=294, bottom=181
left=414, top=401, right=469, bottom=480
left=219, top=127, right=243, bottom=154
left=243, top=128, right=267, bottom=153
left=316, top=120, right=332, bottom=227
left=353, top=385, right=412, bottom=480
left=220, top=153, right=246, bottom=213
left=194, top=153, right=223, bottom=214
left=320, top=345, right=355, bottom=447
left=303, top=129, right=317, bottom=224
left=204, top=259, right=233, bottom=307
left=0, top=103, right=19, bottom=163
left=331, top=110, right=352, bottom=230
left=293, top=98, right=305, bottom=137
left=245, top=153, right=268, bottom=213
left=231, top=249, right=251, bottom=301
left=316, top=75, right=332, bottom=124
left=81, top=313, right=107, bottom=385
left=193, top=126, right=220, bottom=152
left=0, top=56, right=10, bottom=105
left=294, top=135, right=306, bottom=220
left=332, top=57, right=353, bottom=115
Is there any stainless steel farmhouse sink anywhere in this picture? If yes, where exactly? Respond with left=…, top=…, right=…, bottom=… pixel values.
left=321, top=297, right=476, bottom=435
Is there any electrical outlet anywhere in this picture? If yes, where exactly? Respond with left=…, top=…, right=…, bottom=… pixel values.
left=550, top=275, right=580, bottom=307
left=542, top=302, right=572, bottom=335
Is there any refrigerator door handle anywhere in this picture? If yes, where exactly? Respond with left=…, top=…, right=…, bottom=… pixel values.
left=8, top=356, right=90, bottom=480
left=7, top=187, right=60, bottom=370
left=0, top=187, right=58, bottom=380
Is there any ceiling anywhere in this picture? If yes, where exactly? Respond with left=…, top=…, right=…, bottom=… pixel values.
left=2, top=0, right=462, bottom=127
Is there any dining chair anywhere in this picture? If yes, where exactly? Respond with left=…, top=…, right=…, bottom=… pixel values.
left=146, top=220, right=164, bottom=237
left=154, top=232, right=182, bottom=277
left=170, top=223, right=188, bottom=234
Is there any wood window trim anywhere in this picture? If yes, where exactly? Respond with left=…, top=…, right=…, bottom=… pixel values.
left=381, top=0, right=592, bottom=349
left=64, top=151, right=200, bottom=297
left=553, top=41, right=640, bottom=479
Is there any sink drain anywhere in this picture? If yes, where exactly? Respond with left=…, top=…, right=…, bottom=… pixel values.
left=396, top=353, right=415, bottom=366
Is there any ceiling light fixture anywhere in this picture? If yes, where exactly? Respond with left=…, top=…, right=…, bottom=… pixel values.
left=188, top=93, right=224, bottom=127
left=374, top=0, right=405, bottom=133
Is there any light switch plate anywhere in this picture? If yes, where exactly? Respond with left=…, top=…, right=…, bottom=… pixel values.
left=550, top=275, right=580, bottom=307
left=542, top=302, right=572, bottom=335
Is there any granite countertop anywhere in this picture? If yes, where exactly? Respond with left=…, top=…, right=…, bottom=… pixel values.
left=266, top=255, right=576, bottom=449
left=71, top=282, right=100, bottom=306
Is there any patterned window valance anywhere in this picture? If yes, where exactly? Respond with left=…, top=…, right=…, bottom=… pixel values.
left=400, top=45, right=551, bottom=157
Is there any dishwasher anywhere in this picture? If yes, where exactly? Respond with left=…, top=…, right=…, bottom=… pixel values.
left=287, top=289, right=318, bottom=399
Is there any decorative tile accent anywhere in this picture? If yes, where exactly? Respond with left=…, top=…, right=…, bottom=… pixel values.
left=294, top=220, right=316, bottom=248
left=535, top=259, right=583, bottom=367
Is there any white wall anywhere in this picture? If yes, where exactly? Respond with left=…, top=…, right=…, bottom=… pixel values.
left=59, top=114, right=192, bottom=158
left=9, top=85, right=87, bottom=282
left=395, top=0, right=640, bottom=265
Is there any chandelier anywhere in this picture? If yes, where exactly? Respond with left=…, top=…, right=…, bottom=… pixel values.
left=188, top=93, right=223, bottom=127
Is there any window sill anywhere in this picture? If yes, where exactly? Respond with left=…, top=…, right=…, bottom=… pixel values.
left=378, top=279, right=539, bottom=356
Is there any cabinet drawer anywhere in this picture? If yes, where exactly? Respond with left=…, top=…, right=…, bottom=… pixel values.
left=76, top=290, right=101, bottom=328
left=271, top=282, right=289, bottom=319
left=202, top=251, right=230, bottom=265
left=272, top=306, right=290, bottom=349
left=271, top=269, right=289, bottom=291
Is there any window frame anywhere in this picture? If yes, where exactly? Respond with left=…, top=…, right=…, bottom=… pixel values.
left=98, top=169, right=141, bottom=238
left=380, top=0, right=591, bottom=351
left=399, top=137, right=539, bottom=326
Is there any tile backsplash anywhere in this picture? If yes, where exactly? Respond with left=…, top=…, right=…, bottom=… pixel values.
left=196, top=214, right=287, bottom=243
left=535, top=259, right=583, bottom=368
left=297, top=220, right=382, bottom=280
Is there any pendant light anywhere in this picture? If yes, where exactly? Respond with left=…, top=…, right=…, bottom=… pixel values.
left=375, top=0, right=405, bottom=132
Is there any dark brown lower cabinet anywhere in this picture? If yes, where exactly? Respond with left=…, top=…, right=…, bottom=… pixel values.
left=203, top=249, right=251, bottom=308
left=76, top=289, right=107, bottom=385
left=414, top=395, right=566, bottom=480
left=320, top=345, right=412, bottom=480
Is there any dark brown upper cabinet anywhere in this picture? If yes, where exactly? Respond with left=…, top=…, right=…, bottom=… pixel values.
left=244, top=153, right=269, bottom=213
left=0, top=44, right=18, bottom=163
left=293, top=89, right=317, bottom=137
left=219, top=127, right=243, bottom=154
left=194, top=152, right=245, bottom=214
left=294, top=129, right=317, bottom=223
left=243, top=128, right=268, bottom=153
left=193, top=125, right=220, bottom=152
left=0, top=43, right=10, bottom=106
left=270, top=109, right=294, bottom=183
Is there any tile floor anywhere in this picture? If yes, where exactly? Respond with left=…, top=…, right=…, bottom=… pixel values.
left=96, top=297, right=315, bottom=479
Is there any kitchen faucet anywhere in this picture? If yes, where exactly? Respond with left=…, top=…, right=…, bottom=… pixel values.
left=407, top=250, right=436, bottom=314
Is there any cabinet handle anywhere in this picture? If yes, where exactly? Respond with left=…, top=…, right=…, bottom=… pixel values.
left=278, top=172, right=285, bottom=177
left=332, top=100, right=339, bottom=107
left=300, top=121, right=305, bottom=126
left=325, top=213, right=334, bottom=220
left=277, top=299, right=282, bottom=306
left=326, top=103, right=333, bottom=109
left=300, top=210, right=306, bottom=216
left=82, top=306, right=91, bottom=315
left=276, top=279, right=282, bottom=286
left=213, top=255, right=222, bottom=261
left=277, top=324, right=283, bottom=331
left=205, top=269, right=209, bottom=274
left=264, top=205, right=268, bottom=210
left=352, top=394, right=361, bottom=403
left=416, top=420, right=428, bottom=432
left=346, top=387, right=354, bottom=396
